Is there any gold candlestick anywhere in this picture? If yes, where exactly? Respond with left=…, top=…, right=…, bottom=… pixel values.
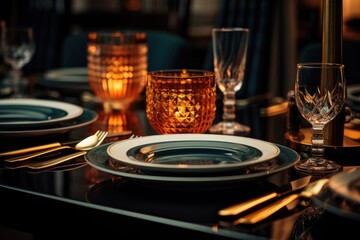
left=321, top=0, right=345, bottom=146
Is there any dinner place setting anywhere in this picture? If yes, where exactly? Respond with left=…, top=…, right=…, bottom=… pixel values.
left=36, top=67, right=93, bottom=99
left=1, top=3, right=360, bottom=238
left=84, top=134, right=299, bottom=187
left=0, top=98, right=98, bottom=138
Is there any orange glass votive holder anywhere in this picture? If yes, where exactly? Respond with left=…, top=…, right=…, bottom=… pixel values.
left=87, top=31, right=148, bottom=110
left=146, top=69, right=216, bottom=134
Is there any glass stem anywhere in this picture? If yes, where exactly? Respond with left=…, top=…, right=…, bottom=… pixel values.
left=222, top=90, right=236, bottom=124
left=10, top=69, right=23, bottom=97
left=311, top=124, right=326, bottom=163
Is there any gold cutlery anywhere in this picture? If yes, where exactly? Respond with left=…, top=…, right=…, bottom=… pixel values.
left=28, top=156, right=87, bottom=173
left=22, top=131, right=110, bottom=169
left=0, top=142, right=63, bottom=157
left=0, top=130, right=132, bottom=159
left=260, top=101, right=288, bottom=117
left=4, top=130, right=106, bottom=162
left=218, top=175, right=312, bottom=217
left=24, top=133, right=138, bottom=170
left=26, top=151, right=88, bottom=169
left=232, top=178, right=329, bottom=225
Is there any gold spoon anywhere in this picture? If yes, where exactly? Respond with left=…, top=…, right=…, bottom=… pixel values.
left=4, top=130, right=106, bottom=162
left=25, top=131, right=109, bottom=169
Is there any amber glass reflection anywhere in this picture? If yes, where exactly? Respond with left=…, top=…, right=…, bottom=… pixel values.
left=90, top=109, right=143, bottom=137
left=86, top=109, right=143, bottom=186
left=146, top=69, right=216, bottom=134
left=87, top=32, right=148, bottom=110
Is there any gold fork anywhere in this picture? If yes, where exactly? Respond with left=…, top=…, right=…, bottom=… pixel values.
left=25, top=133, right=139, bottom=170
left=25, top=131, right=108, bottom=170
left=5, top=130, right=107, bottom=162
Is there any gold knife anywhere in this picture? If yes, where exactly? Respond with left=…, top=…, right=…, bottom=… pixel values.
left=0, top=130, right=133, bottom=158
left=218, top=175, right=311, bottom=217
left=0, top=142, right=62, bottom=157
left=26, top=151, right=87, bottom=170
left=233, top=178, right=329, bottom=224
left=4, top=146, right=72, bottom=163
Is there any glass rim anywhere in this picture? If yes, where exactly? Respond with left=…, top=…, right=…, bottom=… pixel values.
left=297, top=62, right=344, bottom=69
left=148, top=69, right=215, bottom=78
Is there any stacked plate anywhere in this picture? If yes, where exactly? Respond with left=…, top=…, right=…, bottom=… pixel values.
left=85, top=134, right=301, bottom=187
left=0, top=98, right=97, bottom=138
left=36, top=67, right=92, bottom=95
left=313, top=168, right=360, bottom=221
left=347, top=84, right=360, bottom=112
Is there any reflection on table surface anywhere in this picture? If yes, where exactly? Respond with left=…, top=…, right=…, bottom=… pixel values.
left=0, top=95, right=359, bottom=239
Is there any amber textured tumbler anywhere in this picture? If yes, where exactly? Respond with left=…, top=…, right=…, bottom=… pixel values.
left=87, top=31, right=148, bottom=110
left=146, top=69, right=216, bottom=134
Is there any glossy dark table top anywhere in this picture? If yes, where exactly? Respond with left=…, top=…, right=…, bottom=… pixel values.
left=0, top=96, right=358, bottom=239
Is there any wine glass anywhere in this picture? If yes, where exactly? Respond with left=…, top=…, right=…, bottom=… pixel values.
left=208, top=28, right=250, bottom=135
left=294, top=63, right=345, bottom=177
left=1, top=27, right=35, bottom=98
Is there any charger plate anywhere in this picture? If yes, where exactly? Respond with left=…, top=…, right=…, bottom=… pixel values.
left=0, top=108, right=97, bottom=138
left=43, top=67, right=88, bottom=83
left=0, top=98, right=83, bottom=128
left=312, top=169, right=360, bottom=221
left=347, top=84, right=360, bottom=105
left=85, top=142, right=299, bottom=186
left=107, top=134, right=280, bottom=174
left=37, top=67, right=91, bottom=94
left=328, top=168, right=360, bottom=205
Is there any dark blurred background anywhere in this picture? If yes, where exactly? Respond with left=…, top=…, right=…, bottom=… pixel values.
left=0, top=0, right=359, bottom=99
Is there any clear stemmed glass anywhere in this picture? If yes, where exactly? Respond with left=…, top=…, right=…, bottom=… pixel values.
left=1, top=27, right=35, bottom=98
left=208, top=28, right=250, bottom=135
left=294, top=63, right=345, bottom=177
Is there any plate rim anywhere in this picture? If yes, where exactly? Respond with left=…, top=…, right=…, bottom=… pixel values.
left=313, top=185, right=360, bottom=221
left=0, top=108, right=97, bottom=138
left=347, top=84, right=360, bottom=103
left=43, top=67, right=88, bottom=83
left=0, top=98, right=83, bottom=126
left=85, top=143, right=299, bottom=184
left=107, top=134, right=281, bottom=174
left=328, top=168, right=360, bottom=205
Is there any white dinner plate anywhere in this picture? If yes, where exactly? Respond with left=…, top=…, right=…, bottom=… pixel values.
left=85, top=142, right=298, bottom=186
left=37, top=67, right=91, bottom=95
left=0, top=108, right=97, bottom=138
left=43, top=67, right=88, bottom=83
left=347, top=84, right=360, bottom=111
left=328, top=168, right=360, bottom=205
left=0, top=98, right=83, bottom=128
left=312, top=169, right=360, bottom=221
left=107, top=134, right=280, bottom=174
left=347, top=84, right=360, bottom=103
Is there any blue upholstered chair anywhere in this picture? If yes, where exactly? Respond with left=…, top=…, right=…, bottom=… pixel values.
left=60, top=30, right=190, bottom=71
left=60, top=32, right=88, bottom=68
